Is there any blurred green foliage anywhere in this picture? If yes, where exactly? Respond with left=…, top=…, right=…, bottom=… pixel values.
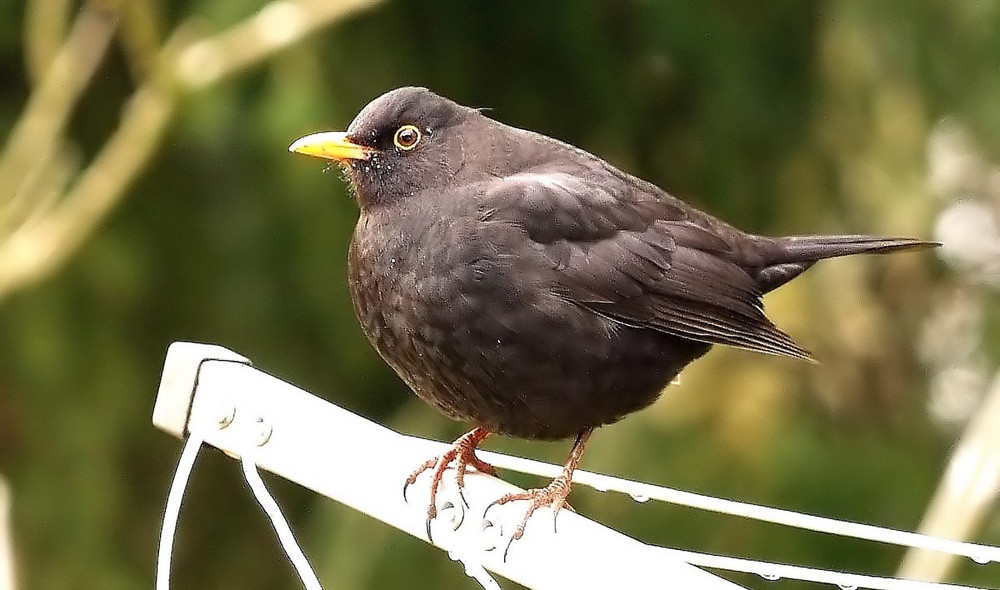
left=0, top=1, right=998, bottom=588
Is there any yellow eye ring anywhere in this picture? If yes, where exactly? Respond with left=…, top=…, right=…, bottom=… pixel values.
left=393, top=125, right=422, bottom=150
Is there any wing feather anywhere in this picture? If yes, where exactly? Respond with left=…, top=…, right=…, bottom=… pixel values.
left=484, top=169, right=812, bottom=360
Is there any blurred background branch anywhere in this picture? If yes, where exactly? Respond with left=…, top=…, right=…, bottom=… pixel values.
left=898, top=120, right=1000, bottom=583
left=173, top=0, right=381, bottom=90
left=0, top=477, right=13, bottom=590
left=23, top=0, right=72, bottom=85
left=899, top=374, right=1000, bottom=580
left=0, top=1, right=117, bottom=230
left=0, top=0, right=382, bottom=303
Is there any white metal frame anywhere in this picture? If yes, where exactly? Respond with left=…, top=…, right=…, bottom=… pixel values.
left=153, top=342, right=746, bottom=589
left=152, top=342, right=998, bottom=590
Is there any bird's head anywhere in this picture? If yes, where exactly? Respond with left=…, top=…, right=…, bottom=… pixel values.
left=289, top=87, right=485, bottom=209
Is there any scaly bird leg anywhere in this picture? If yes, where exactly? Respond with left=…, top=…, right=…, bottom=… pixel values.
left=487, top=428, right=593, bottom=560
left=403, top=426, right=496, bottom=541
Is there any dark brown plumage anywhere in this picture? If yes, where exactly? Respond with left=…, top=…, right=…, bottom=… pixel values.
left=289, top=86, right=935, bottom=545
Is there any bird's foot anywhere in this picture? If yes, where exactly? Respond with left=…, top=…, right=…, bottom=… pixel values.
left=403, top=426, right=495, bottom=542
left=487, top=471, right=576, bottom=560
left=485, top=429, right=593, bottom=561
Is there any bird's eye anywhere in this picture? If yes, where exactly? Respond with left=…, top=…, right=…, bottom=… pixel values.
left=393, top=125, right=422, bottom=151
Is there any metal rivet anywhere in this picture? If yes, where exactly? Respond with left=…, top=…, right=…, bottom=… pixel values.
left=253, top=416, right=273, bottom=446
left=216, top=406, right=236, bottom=429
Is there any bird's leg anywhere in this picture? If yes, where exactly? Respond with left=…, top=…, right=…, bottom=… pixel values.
left=487, top=428, right=593, bottom=559
left=403, top=426, right=496, bottom=540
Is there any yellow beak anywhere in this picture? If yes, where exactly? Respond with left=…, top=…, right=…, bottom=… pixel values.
left=287, top=131, right=373, bottom=161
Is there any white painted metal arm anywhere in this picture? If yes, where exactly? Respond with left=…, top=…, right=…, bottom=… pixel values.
left=152, top=341, right=746, bottom=590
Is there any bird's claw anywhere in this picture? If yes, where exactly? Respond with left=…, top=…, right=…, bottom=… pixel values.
left=403, top=428, right=495, bottom=545
left=485, top=475, right=574, bottom=562
left=425, top=504, right=436, bottom=542
left=402, top=457, right=438, bottom=504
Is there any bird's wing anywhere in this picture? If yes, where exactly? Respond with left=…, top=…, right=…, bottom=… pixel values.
left=485, top=170, right=811, bottom=359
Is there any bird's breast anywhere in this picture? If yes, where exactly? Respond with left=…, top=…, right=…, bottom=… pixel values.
left=347, top=207, right=512, bottom=419
left=345, top=204, right=701, bottom=439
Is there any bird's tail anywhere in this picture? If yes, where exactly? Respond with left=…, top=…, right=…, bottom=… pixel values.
left=755, top=235, right=938, bottom=293
left=776, top=235, right=937, bottom=261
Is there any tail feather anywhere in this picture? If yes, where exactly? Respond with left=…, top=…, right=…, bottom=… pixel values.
left=755, top=235, right=938, bottom=293
left=777, top=235, right=938, bottom=262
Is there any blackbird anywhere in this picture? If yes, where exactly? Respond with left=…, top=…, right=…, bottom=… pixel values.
left=289, top=86, right=935, bottom=546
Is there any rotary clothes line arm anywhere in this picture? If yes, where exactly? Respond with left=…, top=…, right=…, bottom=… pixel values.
left=152, top=341, right=746, bottom=590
